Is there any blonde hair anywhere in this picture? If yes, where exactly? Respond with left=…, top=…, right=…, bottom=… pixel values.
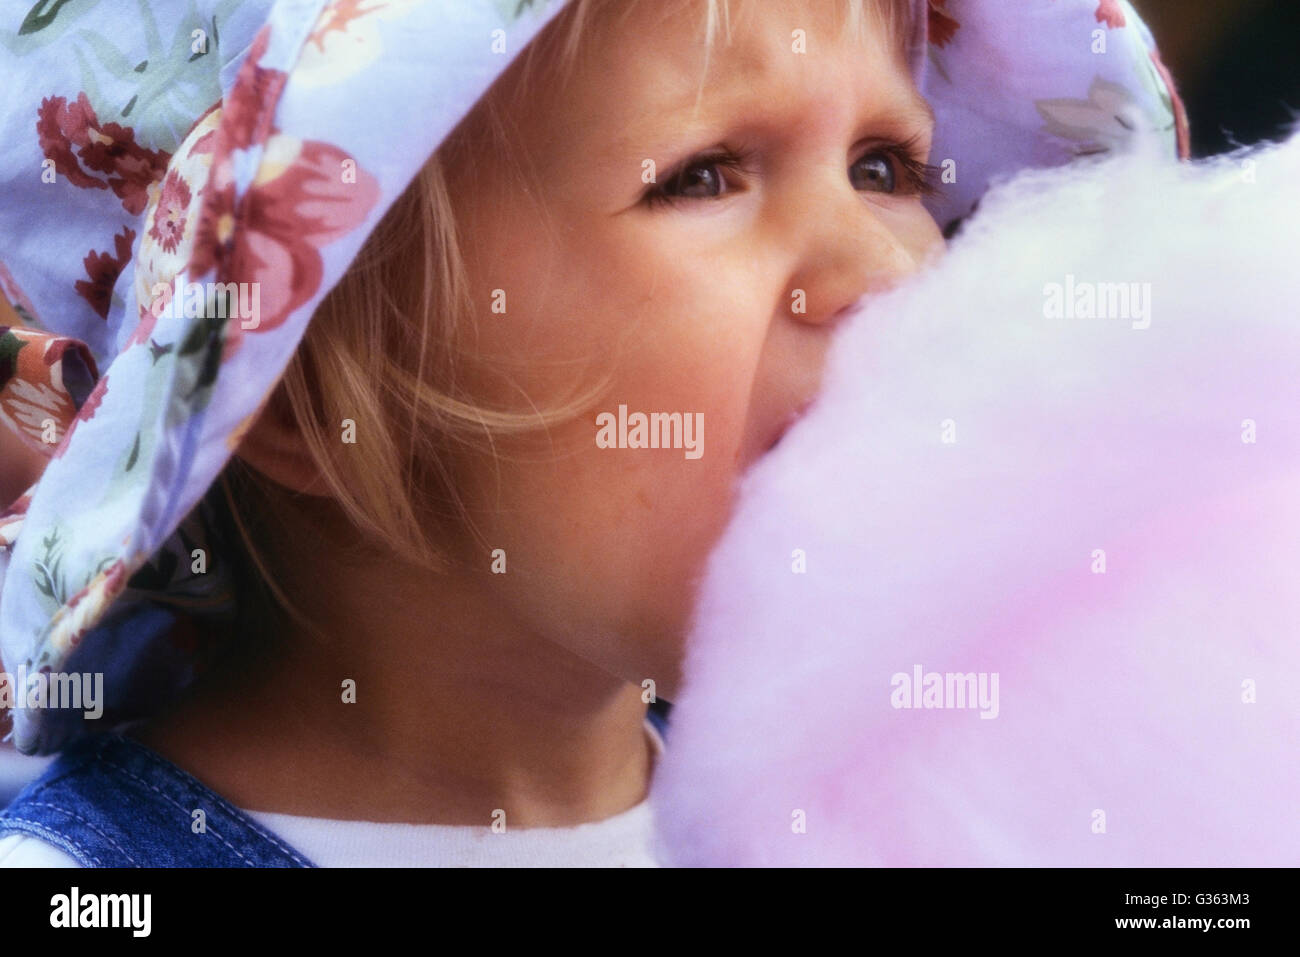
left=212, top=0, right=916, bottom=644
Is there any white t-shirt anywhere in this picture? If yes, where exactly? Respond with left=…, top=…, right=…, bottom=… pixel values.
left=0, top=720, right=665, bottom=867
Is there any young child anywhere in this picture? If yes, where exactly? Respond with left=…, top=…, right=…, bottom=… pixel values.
left=0, top=0, right=1185, bottom=865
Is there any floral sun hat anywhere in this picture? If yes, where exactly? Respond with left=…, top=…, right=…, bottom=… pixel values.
left=0, top=0, right=1188, bottom=755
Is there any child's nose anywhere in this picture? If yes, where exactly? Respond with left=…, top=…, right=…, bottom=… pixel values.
left=783, top=176, right=922, bottom=326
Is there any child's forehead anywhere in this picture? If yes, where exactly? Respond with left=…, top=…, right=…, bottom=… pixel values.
left=465, top=0, right=929, bottom=178
left=609, top=0, right=913, bottom=74
left=560, top=0, right=923, bottom=119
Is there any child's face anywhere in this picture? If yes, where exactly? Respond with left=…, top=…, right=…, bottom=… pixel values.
left=445, top=0, right=941, bottom=699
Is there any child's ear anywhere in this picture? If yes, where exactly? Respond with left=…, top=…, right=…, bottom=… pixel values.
left=232, top=388, right=332, bottom=498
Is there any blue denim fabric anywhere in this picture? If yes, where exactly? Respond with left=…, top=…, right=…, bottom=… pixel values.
left=646, top=701, right=672, bottom=744
left=0, top=732, right=314, bottom=867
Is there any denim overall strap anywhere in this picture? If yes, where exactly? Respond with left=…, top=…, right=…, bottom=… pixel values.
left=0, top=732, right=315, bottom=867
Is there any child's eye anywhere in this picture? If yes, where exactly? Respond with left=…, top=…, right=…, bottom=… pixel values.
left=851, top=151, right=898, bottom=193
left=850, top=145, right=942, bottom=197
left=664, top=161, right=726, bottom=199
left=645, top=149, right=751, bottom=207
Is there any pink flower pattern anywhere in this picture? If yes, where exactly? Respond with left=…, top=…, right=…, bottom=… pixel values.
left=148, top=171, right=192, bottom=255
left=1095, top=0, right=1127, bottom=29
left=74, top=227, right=136, bottom=320
left=36, top=92, right=170, bottom=216
left=929, top=0, right=961, bottom=48
left=186, top=27, right=380, bottom=362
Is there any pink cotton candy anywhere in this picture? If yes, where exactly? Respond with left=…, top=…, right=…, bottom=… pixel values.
left=651, top=135, right=1300, bottom=867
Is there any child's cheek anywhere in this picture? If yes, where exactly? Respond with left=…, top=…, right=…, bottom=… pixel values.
left=530, top=364, right=754, bottom=677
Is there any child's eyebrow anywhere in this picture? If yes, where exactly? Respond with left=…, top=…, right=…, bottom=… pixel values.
left=900, top=85, right=936, bottom=133
left=616, top=79, right=935, bottom=162
left=625, top=42, right=937, bottom=152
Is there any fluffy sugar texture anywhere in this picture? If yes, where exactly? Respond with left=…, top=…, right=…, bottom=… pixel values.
left=650, top=134, right=1300, bottom=866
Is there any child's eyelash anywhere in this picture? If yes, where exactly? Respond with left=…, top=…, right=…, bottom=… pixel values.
left=888, top=131, right=944, bottom=198
left=883, top=131, right=946, bottom=197
left=644, top=136, right=944, bottom=207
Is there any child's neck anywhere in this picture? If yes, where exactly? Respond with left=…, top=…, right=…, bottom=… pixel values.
left=130, top=567, right=655, bottom=826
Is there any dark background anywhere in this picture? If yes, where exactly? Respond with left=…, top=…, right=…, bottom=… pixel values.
left=1136, top=0, right=1299, bottom=156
